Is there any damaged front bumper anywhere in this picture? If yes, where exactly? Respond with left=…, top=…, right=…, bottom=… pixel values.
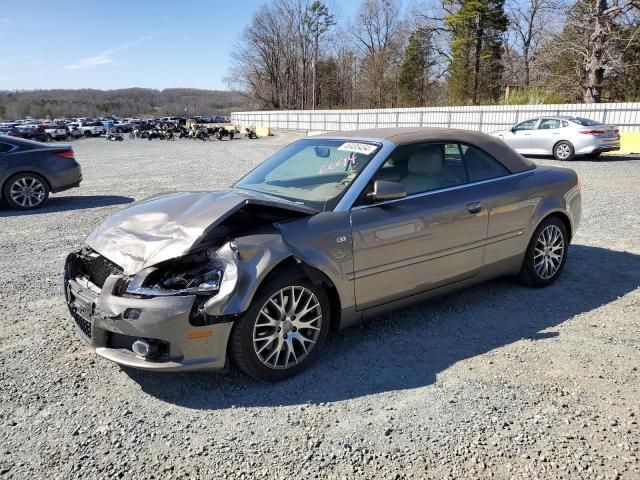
left=64, top=253, right=234, bottom=372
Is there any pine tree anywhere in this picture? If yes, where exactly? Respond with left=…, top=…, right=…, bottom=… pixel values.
left=398, top=28, right=436, bottom=106
left=446, top=0, right=507, bottom=105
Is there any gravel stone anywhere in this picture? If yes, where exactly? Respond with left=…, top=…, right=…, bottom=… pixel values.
left=0, top=135, right=638, bottom=479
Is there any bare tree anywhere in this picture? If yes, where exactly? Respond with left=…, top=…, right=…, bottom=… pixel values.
left=352, top=0, right=406, bottom=107
left=505, top=0, right=556, bottom=86
left=555, top=0, right=640, bottom=102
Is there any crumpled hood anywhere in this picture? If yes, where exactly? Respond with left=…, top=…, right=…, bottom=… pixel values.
left=85, top=190, right=313, bottom=275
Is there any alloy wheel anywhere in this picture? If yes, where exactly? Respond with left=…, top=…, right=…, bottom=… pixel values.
left=9, top=177, right=46, bottom=208
left=534, top=224, right=565, bottom=279
left=252, top=286, right=323, bottom=370
left=555, top=143, right=571, bottom=160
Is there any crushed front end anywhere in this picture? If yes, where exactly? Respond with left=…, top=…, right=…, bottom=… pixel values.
left=63, top=245, right=237, bottom=371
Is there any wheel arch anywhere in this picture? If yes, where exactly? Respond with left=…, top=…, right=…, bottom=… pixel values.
left=532, top=210, right=573, bottom=242
left=251, top=256, right=342, bottom=331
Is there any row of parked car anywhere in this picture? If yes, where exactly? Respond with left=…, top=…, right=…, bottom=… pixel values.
left=0, top=114, right=230, bottom=142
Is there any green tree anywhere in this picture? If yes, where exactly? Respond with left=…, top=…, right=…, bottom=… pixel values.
left=304, top=1, right=337, bottom=109
left=398, top=28, right=436, bottom=106
left=445, top=0, right=508, bottom=105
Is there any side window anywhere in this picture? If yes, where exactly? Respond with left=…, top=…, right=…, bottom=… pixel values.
left=461, top=144, right=510, bottom=182
left=538, top=118, right=561, bottom=129
left=0, top=142, right=14, bottom=154
left=561, top=120, right=569, bottom=127
left=514, top=119, right=538, bottom=130
left=366, top=142, right=468, bottom=197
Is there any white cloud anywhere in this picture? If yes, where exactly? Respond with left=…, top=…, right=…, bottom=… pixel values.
left=64, top=54, right=113, bottom=70
left=62, top=33, right=161, bottom=70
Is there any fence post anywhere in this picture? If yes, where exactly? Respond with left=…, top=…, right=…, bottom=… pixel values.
left=396, top=111, right=400, bottom=128
left=375, top=112, right=379, bottom=128
left=602, top=107, right=608, bottom=124
left=357, top=113, right=361, bottom=129
left=297, top=113, right=300, bottom=131
left=479, top=110, right=484, bottom=132
left=420, top=111, right=424, bottom=127
left=324, top=112, right=327, bottom=131
left=447, top=111, right=452, bottom=128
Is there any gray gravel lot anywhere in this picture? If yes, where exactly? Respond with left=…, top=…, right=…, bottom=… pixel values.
left=0, top=133, right=639, bottom=479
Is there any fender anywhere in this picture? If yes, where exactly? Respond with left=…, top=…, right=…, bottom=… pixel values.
left=203, top=212, right=356, bottom=318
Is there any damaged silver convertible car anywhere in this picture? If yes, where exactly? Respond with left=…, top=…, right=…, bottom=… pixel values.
left=64, top=128, right=581, bottom=380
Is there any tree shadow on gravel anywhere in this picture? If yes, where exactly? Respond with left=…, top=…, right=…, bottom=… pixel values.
left=0, top=195, right=134, bottom=217
left=125, top=244, right=640, bottom=409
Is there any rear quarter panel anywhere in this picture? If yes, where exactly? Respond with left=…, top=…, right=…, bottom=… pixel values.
left=484, top=165, right=580, bottom=269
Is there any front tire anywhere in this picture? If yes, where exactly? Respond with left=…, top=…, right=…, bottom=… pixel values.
left=519, top=216, right=568, bottom=287
left=553, top=141, right=575, bottom=161
left=3, top=173, right=50, bottom=210
left=231, top=277, right=330, bottom=380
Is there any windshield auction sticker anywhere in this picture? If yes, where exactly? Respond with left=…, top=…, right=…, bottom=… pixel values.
left=337, top=142, right=377, bottom=155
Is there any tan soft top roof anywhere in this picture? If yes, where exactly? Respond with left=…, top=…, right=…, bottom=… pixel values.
left=316, top=127, right=536, bottom=174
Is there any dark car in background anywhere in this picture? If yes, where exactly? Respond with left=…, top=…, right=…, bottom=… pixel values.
left=0, top=135, right=82, bottom=209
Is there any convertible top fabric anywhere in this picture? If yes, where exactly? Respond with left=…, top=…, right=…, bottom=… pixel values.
left=316, top=128, right=536, bottom=174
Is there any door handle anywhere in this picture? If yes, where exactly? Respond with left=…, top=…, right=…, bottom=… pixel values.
left=467, top=202, right=483, bottom=214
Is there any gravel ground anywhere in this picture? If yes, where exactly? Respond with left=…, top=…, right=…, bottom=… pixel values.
left=0, top=134, right=639, bottom=480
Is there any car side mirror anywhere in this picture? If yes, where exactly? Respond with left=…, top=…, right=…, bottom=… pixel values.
left=370, top=180, right=406, bottom=202
left=511, top=126, right=517, bottom=133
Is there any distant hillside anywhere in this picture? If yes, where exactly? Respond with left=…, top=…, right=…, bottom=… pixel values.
left=0, top=88, right=246, bottom=119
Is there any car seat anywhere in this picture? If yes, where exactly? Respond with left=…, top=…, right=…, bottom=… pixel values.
left=401, top=145, right=444, bottom=195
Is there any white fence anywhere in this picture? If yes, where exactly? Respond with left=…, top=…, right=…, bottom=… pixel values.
left=231, top=102, right=640, bottom=133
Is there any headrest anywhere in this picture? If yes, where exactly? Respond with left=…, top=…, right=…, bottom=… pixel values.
left=408, top=145, right=443, bottom=175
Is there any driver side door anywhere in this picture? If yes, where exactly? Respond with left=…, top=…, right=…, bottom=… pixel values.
left=502, top=118, right=539, bottom=153
left=349, top=142, right=488, bottom=310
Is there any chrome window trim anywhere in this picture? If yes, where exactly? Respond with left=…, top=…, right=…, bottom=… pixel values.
left=348, top=168, right=537, bottom=211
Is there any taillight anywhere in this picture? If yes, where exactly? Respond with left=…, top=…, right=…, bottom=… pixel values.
left=56, top=149, right=75, bottom=159
left=579, top=129, right=604, bottom=135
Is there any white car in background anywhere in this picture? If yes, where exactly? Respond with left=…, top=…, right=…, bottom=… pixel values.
left=492, top=116, right=620, bottom=160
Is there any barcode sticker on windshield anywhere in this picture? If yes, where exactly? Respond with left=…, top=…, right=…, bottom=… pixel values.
left=337, top=142, right=377, bottom=155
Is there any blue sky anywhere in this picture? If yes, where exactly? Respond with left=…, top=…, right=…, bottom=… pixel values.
left=0, top=0, right=362, bottom=91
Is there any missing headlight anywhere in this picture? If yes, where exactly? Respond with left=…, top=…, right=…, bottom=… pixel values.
left=124, top=242, right=237, bottom=298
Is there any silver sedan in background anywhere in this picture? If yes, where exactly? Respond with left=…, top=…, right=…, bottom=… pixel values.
left=492, top=116, right=620, bottom=161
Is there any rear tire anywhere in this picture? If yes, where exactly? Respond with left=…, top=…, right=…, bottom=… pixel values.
left=231, top=276, right=330, bottom=381
left=3, top=173, right=50, bottom=210
left=519, top=216, right=569, bottom=287
left=84, top=130, right=92, bottom=138
left=553, top=141, right=575, bottom=161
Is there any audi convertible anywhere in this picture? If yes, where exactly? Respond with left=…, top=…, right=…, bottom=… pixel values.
left=64, top=128, right=581, bottom=380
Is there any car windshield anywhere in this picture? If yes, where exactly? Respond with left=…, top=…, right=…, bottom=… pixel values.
left=570, top=117, right=602, bottom=126
left=234, top=138, right=381, bottom=211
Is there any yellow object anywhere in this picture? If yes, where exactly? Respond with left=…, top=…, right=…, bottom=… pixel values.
left=254, top=126, right=272, bottom=137
left=610, top=132, right=640, bottom=155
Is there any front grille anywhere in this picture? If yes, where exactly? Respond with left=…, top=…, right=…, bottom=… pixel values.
left=71, top=310, right=92, bottom=338
left=66, top=248, right=123, bottom=288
